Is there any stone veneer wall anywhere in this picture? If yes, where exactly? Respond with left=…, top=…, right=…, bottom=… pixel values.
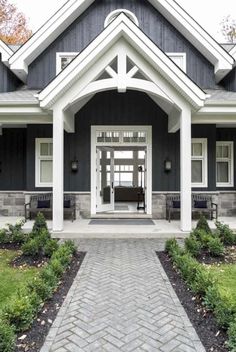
left=0, top=192, right=236, bottom=218
left=0, top=192, right=25, bottom=216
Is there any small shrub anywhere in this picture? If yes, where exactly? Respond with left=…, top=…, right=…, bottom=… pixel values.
left=36, top=228, right=50, bottom=248
left=32, top=212, right=48, bottom=234
left=214, top=294, right=236, bottom=329
left=174, top=253, right=199, bottom=285
left=228, top=318, right=236, bottom=352
left=3, top=290, right=38, bottom=332
left=196, top=214, right=212, bottom=234
left=0, top=229, right=9, bottom=244
left=190, top=267, right=214, bottom=295
left=27, top=276, right=53, bottom=301
left=191, top=229, right=212, bottom=247
left=44, top=239, right=59, bottom=257
left=165, top=238, right=180, bottom=255
left=40, top=266, right=58, bottom=290
left=7, top=220, right=26, bottom=244
left=22, top=238, right=40, bottom=257
left=50, top=258, right=64, bottom=277
left=208, top=237, right=224, bottom=257
left=0, top=320, right=15, bottom=352
left=204, top=285, right=221, bottom=310
left=215, top=221, right=236, bottom=246
left=185, top=236, right=202, bottom=257
left=51, top=245, right=73, bottom=267
left=64, top=240, right=77, bottom=255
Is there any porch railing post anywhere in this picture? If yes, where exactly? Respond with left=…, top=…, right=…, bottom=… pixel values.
left=53, top=106, right=64, bottom=232
left=180, top=107, right=192, bottom=232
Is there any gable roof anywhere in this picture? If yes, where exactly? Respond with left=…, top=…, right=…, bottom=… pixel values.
left=38, top=13, right=207, bottom=112
left=9, top=0, right=234, bottom=83
left=0, top=39, right=13, bottom=65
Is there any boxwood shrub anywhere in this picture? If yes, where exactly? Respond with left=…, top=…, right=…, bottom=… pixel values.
left=0, top=320, right=15, bottom=352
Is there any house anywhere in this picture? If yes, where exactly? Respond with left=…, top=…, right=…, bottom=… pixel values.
left=1, top=0, right=236, bottom=232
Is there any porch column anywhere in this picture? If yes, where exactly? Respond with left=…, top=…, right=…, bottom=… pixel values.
left=53, top=106, right=64, bottom=232
left=180, top=107, right=192, bottom=232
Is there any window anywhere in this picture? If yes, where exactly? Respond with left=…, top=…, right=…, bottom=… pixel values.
left=167, top=53, right=187, bottom=72
left=56, top=52, right=78, bottom=74
left=104, top=9, right=139, bottom=27
left=35, top=139, right=53, bottom=187
left=191, top=139, right=208, bottom=187
left=216, top=142, right=234, bottom=187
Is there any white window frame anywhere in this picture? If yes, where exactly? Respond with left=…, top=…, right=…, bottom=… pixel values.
left=56, top=52, right=78, bottom=74
left=191, top=138, right=208, bottom=188
left=35, top=138, right=53, bottom=188
left=104, top=9, right=139, bottom=27
left=216, top=141, right=234, bottom=187
left=166, top=53, right=187, bottom=73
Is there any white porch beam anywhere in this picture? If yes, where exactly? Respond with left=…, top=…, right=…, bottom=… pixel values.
left=180, top=107, right=192, bottom=232
left=117, top=50, right=127, bottom=93
left=168, top=109, right=180, bottom=133
left=53, top=106, right=64, bottom=232
left=63, top=110, right=75, bottom=133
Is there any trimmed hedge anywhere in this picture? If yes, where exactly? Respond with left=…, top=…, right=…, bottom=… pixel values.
left=165, top=238, right=236, bottom=351
left=0, top=321, right=15, bottom=352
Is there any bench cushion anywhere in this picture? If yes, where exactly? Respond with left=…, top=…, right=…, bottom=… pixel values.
left=37, top=200, right=50, bottom=209
left=64, top=200, right=71, bottom=208
left=194, top=200, right=207, bottom=209
left=172, top=200, right=181, bottom=208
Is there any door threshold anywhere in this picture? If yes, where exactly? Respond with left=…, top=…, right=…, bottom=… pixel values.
left=92, top=213, right=152, bottom=219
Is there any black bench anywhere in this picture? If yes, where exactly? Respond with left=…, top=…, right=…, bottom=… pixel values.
left=166, top=194, right=218, bottom=222
left=25, top=194, right=76, bottom=222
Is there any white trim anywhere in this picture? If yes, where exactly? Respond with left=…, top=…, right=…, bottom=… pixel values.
left=104, top=9, right=139, bottom=27
left=8, top=0, right=233, bottom=82
left=216, top=141, right=234, bottom=188
left=166, top=52, right=187, bottom=73
left=38, top=14, right=206, bottom=111
left=191, top=138, right=208, bottom=188
left=0, top=40, right=13, bottom=64
left=56, top=52, right=78, bottom=74
left=91, top=126, right=152, bottom=216
left=229, top=45, right=236, bottom=60
left=35, top=138, right=53, bottom=188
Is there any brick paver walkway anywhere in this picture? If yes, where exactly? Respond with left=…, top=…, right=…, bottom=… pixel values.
left=41, top=239, right=205, bottom=352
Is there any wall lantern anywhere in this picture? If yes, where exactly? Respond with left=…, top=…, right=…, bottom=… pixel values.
left=164, top=159, right=172, bottom=172
left=71, top=159, right=79, bottom=172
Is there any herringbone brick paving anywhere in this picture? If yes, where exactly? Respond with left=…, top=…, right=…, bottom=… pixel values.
left=41, top=239, right=205, bottom=352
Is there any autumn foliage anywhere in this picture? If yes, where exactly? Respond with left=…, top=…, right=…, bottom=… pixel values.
left=0, top=0, right=32, bottom=45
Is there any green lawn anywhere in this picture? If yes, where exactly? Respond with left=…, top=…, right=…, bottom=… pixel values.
left=209, top=264, right=236, bottom=303
left=0, top=249, right=40, bottom=310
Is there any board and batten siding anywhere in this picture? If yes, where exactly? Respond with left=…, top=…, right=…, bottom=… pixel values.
left=0, top=54, right=21, bottom=92
left=0, top=129, right=26, bottom=190
left=221, top=67, right=236, bottom=92
left=27, top=0, right=217, bottom=90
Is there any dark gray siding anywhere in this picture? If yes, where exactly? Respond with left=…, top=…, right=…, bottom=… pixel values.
left=0, top=54, right=21, bottom=92
left=27, top=0, right=217, bottom=90
left=0, top=129, right=26, bottom=190
left=221, top=67, right=236, bottom=92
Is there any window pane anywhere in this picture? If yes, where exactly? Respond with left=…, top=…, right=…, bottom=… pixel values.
left=40, top=160, right=53, bottom=183
left=191, top=160, right=202, bottom=183
left=217, top=162, right=229, bottom=183
left=192, top=143, right=202, bottom=156
left=120, top=173, right=133, bottom=187
left=61, top=57, right=74, bottom=70
left=216, top=145, right=222, bottom=158
left=40, top=143, right=52, bottom=156
left=222, top=145, right=229, bottom=158
left=123, top=131, right=146, bottom=143
left=138, top=151, right=145, bottom=159
left=114, top=151, right=133, bottom=159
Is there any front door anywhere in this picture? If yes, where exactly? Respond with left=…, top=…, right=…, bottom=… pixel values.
left=96, top=147, right=115, bottom=212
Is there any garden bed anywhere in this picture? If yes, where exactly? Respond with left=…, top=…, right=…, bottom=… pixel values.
left=15, top=251, right=85, bottom=352
left=158, top=251, right=228, bottom=352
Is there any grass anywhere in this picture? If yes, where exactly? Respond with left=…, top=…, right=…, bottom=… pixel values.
left=209, top=263, right=236, bottom=303
left=0, top=249, right=40, bottom=310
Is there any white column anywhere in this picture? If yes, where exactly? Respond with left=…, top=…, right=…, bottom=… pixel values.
left=53, top=106, right=64, bottom=232
left=180, top=108, right=192, bottom=232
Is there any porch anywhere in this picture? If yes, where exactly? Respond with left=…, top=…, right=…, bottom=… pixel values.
left=1, top=217, right=236, bottom=239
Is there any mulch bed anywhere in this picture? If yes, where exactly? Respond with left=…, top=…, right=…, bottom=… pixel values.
left=15, top=251, right=86, bottom=352
left=157, top=251, right=229, bottom=352
left=196, top=246, right=236, bottom=265
left=11, top=254, right=49, bottom=268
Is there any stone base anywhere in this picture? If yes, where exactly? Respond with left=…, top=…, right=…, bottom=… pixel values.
left=0, top=191, right=236, bottom=219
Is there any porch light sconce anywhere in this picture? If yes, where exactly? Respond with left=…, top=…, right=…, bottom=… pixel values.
left=164, top=159, right=172, bottom=173
left=71, top=159, right=79, bottom=172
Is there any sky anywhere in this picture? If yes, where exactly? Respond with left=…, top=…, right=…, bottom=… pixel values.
left=11, top=0, right=236, bottom=43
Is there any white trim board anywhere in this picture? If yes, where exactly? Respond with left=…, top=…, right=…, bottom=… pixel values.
left=8, top=0, right=234, bottom=82
left=0, top=40, right=13, bottom=65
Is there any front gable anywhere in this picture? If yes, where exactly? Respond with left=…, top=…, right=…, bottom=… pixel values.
left=9, top=0, right=233, bottom=88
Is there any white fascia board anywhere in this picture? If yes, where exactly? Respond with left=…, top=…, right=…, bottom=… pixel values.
left=230, top=45, right=236, bottom=63
left=0, top=105, right=51, bottom=116
left=149, top=0, right=234, bottom=82
left=0, top=40, right=13, bottom=66
left=9, top=0, right=94, bottom=81
left=196, top=106, right=236, bottom=116
left=39, top=14, right=206, bottom=110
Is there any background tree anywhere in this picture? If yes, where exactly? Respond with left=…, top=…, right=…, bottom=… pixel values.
left=221, top=15, right=236, bottom=43
left=0, top=0, right=32, bottom=44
